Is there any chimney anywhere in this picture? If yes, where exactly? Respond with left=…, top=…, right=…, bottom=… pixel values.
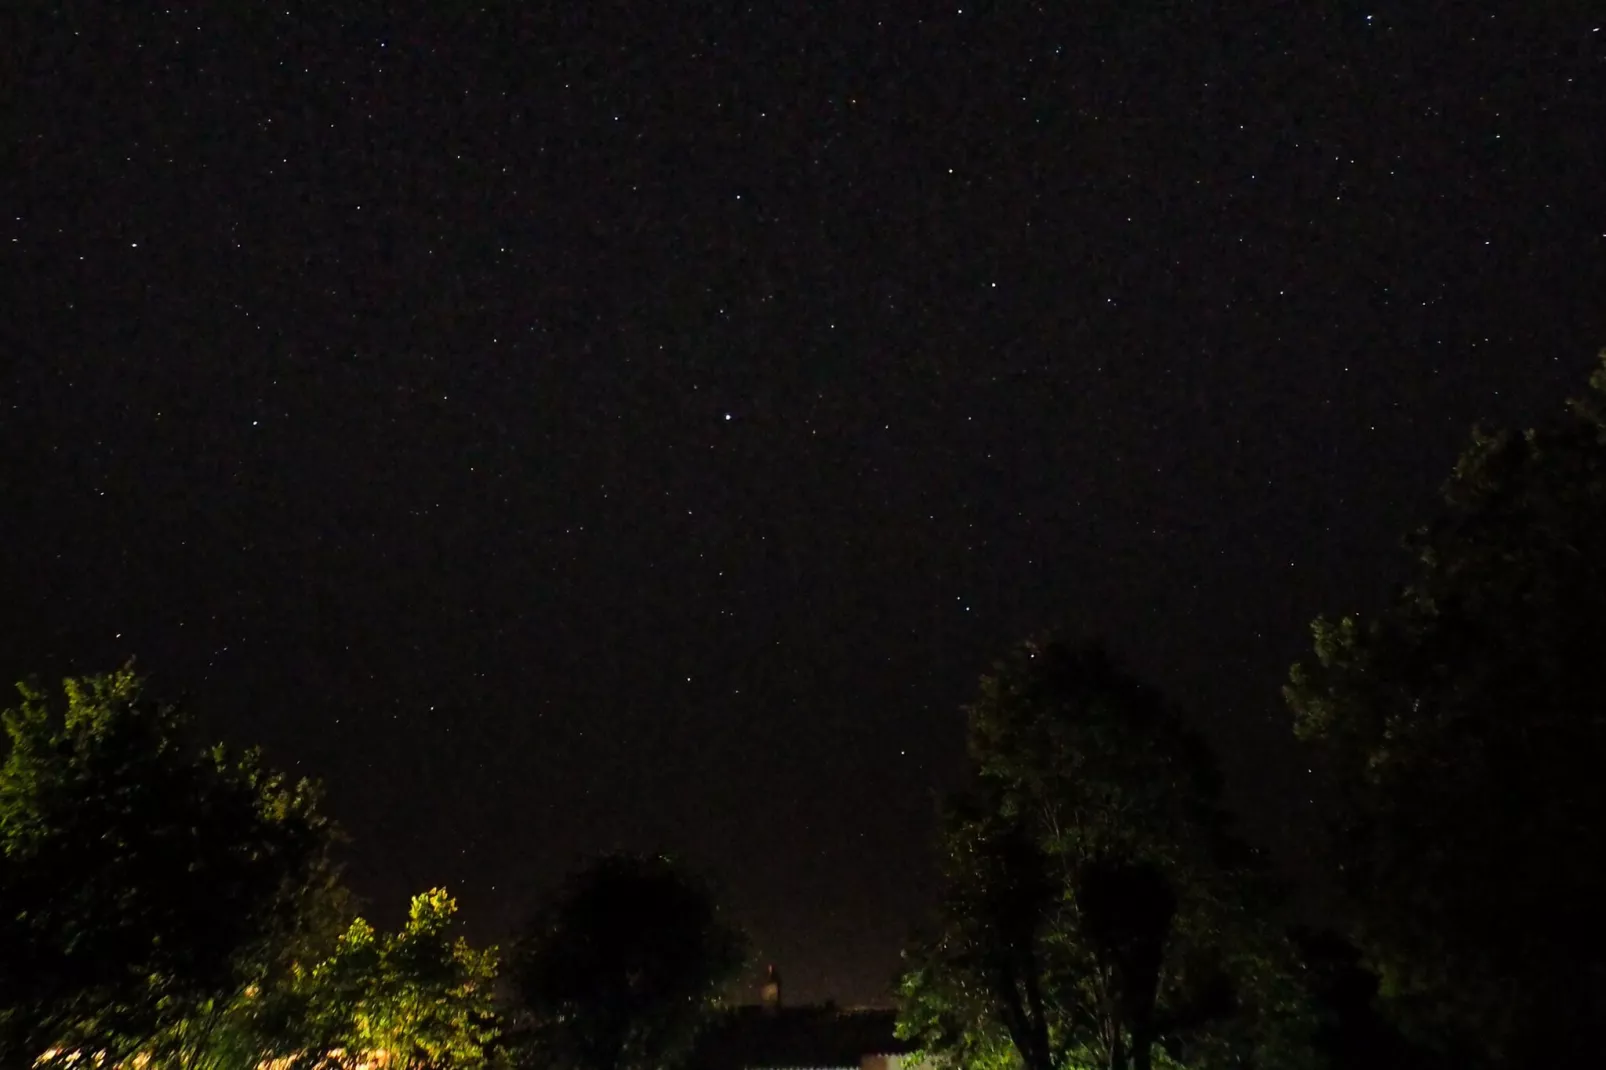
left=761, top=964, right=782, bottom=1013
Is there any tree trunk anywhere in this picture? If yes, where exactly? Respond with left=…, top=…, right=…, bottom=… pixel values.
left=1106, top=1023, right=1126, bottom=1070
left=997, top=982, right=1054, bottom=1070
left=1019, top=961, right=1057, bottom=1070
left=1130, top=1024, right=1153, bottom=1070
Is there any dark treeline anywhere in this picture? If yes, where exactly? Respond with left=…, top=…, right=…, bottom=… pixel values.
left=898, top=352, right=1606, bottom=1070
left=6, top=353, right=1606, bottom=1070
left=0, top=673, right=746, bottom=1070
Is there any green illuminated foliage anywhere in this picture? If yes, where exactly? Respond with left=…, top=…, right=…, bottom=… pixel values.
left=0, top=665, right=334, bottom=1069
left=267, top=887, right=503, bottom=1070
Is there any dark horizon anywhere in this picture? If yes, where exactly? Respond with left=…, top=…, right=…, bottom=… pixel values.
left=5, top=4, right=1603, bottom=1005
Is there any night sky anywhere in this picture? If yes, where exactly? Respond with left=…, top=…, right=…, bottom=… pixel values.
left=4, top=4, right=1604, bottom=1006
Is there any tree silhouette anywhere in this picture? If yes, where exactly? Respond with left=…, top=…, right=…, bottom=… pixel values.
left=1286, top=351, right=1606, bottom=1066
left=900, top=639, right=1313, bottom=1070
left=512, top=853, right=746, bottom=1070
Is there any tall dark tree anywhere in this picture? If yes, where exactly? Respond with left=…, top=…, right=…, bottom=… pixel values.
left=1285, top=352, right=1606, bottom=1066
left=0, top=666, right=335, bottom=1069
left=512, top=853, right=746, bottom=1070
left=899, top=803, right=1062, bottom=1070
left=1075, top=857, right=1177, bottom=1070
left=899, top=639, right=1313, bottom=1070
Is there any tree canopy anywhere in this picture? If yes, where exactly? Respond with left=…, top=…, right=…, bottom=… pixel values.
left=899, top=639, right=1313, bottom=1070
left=263, top=887, right=503, bottom=1070
left=512, top=853, right=746, bottom=1070
left=0, top=666, right=334, bottom=1069
left=1285, top=352, right=1606, bottom=1065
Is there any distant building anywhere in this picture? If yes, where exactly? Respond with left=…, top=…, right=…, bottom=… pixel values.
left=692, top=967, right=932, bottom=1070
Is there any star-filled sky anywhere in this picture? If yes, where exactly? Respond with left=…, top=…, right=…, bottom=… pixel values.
left=3, top=4, right=1603, bottom=1005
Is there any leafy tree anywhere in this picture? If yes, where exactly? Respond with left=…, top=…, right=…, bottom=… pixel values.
left=144, top=870, right=360, bottom=1070
left=899, top=639, right=1313, bottom=1070
left=1285, top=352, right=1606, bottom=1065
left=265, top=887, right=503, bottom=1070
left=512, top=853, right=746, bottom=1070
left=0, top=666, right=334, bottom=1069
left=899, top=802, right=1071, bottom=1070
